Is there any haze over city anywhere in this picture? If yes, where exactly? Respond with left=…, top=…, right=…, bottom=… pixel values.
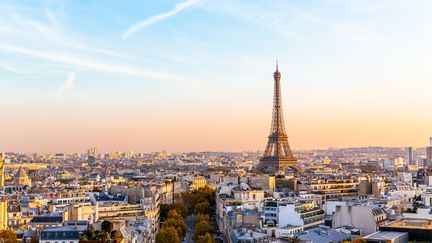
left=4, top=1, right=432, bottom=243
left=1, top=0, right=432, bottom=153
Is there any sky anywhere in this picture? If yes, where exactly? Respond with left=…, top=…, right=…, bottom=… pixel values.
left=1, top=0, right=432, bottom=153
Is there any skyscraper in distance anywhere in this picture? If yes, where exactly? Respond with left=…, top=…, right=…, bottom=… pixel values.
left=426, top=137, right=432, bottom=167
left=88, top=147, right=97, bottom=164
left=407, top=147, right=417, bottom=166
left=0, top=153, right=4, bottom=189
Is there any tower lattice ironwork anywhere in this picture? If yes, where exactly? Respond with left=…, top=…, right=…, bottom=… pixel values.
left=258, top=63, right=300, bottom=173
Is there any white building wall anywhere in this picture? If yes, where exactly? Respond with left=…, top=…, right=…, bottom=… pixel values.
left=324, top=201, right=347, bottom=216
left=422, top=194, right=432, bottom=206
left=333, top=205, right=376, bottom=236
left=389, top=189, right=417, bottom=203
left=403, top=207, right=432, bottom=220
left=40, top=239, right=78, bottom=243
left=275, top=226, right=303, bottom=238
left=278, top=204, right=303, bottom=228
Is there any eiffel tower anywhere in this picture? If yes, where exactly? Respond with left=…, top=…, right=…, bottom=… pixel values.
left=258, top=63, right=300, bottom=174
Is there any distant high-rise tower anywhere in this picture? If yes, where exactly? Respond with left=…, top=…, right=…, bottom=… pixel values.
left=426, top=137, right=432, bottom=167
left=407, top=147, right=417, bottom=166
left=257, top=63, right=300, bottom=174
left=87, top=147, right=97, bottom=164
left=0, top=153, right=4, bottom=188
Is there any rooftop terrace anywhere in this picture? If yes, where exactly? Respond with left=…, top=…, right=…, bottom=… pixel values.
left=384, top=219, right=432, bottom=230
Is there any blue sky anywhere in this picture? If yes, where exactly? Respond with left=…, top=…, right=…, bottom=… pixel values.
left=1, top=0, right=432, bottom=153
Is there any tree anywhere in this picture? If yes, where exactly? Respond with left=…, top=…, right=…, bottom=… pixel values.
left=404, top=208, right=413, bottom=213
left=156, top=226, right=181, bottom=243
left=196, top=233, right=216, bottom=243
left=194, top=220, right=213, bottom=240
left=0, top=230, right=17, bottom=242
left=195, top=187, right=216, bottom=206
left=195, top=201, right=211, bottom=215
left=111, top=230, right=123, bottom=240
left=172, top=203, right=188, bottom=218
left=285, top=237, right=300, bottom=243
left=83, top=224, right=96, bottom=240
left=353, top=239, right=367, bottom=243
left=192, top=194, right=207, bottom=205
left=97, top=231, right=110, bottom=241
left=161, top=203, right=188, bottom=221
left=160, top=204, right=172, bottom=221
left=180, top=191, right=193, bottom=205
left=167, top=209, right=184, bottom=221
left=88, top=224, right=95, bottom=232
left=101, top=220, right=113, bottom=233
left=79, top=234, right=88, bottom=241
left=163, top=218, right=187, bottom=237
left=196, top=213, right=210, bottom=223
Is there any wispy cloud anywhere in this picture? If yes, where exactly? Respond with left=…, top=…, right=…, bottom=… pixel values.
left=0, top=62, right=28, bottom=73
left=123, top=0, right=201, bottom=39
left=56, top=72, right=75, bottom=98
left=0, top=7, right=135, bottom=61
left=0, top=6, right=196, bottom=84
left=203, top=1, right=376, bottom=45
left=0, top=43, right=196, bottom=84
left=281, top=4, right=377, bottom=44
left=45, top=9, right=57, bottom=26
left=201, top=2, right=309, bottom=44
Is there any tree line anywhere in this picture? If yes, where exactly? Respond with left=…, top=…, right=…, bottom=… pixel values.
left=0, top=230, right=17, bottom=243
left=80, top=220, right=123, bottom=242
left=157, top=186, right=216, bottom=243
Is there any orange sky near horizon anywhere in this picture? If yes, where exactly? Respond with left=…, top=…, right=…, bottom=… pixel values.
left=1, top=105, right=431, bottom=153
left=2, top=1, right=432, bottom=153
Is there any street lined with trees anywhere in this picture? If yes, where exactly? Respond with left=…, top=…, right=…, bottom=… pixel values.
left=157, top=186, right=216, bottom=243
